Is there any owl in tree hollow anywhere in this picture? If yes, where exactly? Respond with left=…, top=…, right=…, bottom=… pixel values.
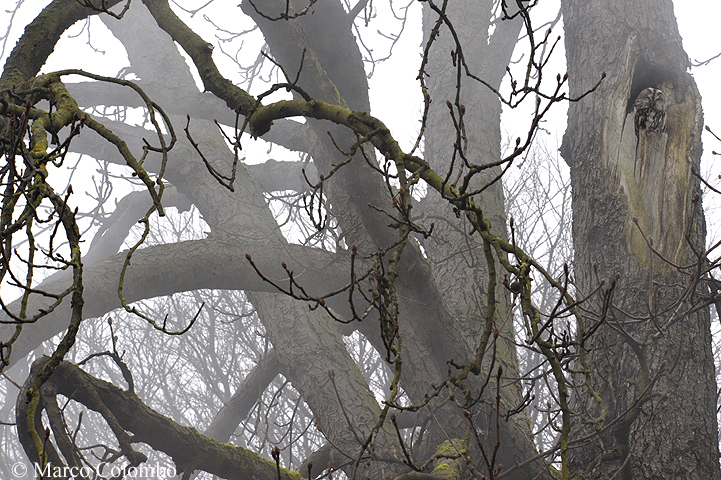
left=633, top=87, right=666, bottom=136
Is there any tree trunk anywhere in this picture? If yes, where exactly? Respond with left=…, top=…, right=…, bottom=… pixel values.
left=560, top=0, right=721, bottom=477
left=418, top=2, right=548, bottom=477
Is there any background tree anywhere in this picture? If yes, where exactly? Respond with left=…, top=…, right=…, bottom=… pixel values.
left=0, top=1, right=718, bottom=479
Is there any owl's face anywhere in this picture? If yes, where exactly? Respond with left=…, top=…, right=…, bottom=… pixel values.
left=633, top=88, right=655, bottom=109
left=651, top=91, right=666, bottom=110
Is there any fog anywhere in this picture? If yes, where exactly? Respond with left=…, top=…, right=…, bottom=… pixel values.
left=1, top=1, right=720, bottom=479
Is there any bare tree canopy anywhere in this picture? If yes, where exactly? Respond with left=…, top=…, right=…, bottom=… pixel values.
left=0, top=1, right=719, bottom=479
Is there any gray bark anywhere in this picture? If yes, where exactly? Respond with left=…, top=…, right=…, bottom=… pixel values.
left=560, top=0, right=721, bottom=477
left=417, top=2, right=548, bottom=476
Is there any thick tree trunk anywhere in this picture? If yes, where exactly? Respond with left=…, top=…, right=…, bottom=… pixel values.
left=560, top=0, right=721, bottom=478
left=418, top=2, right=548, bottom=477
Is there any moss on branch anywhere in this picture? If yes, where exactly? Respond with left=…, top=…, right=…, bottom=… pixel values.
left=29, top=358, right=305, bottom=480
left=141, top=0, right=256, bottom=114
left=0, top=0, right=124, bottom=88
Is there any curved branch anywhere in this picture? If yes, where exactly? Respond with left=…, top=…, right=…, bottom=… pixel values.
left=0, top=238, right=357, bottom=366
left=28, top=357, right=305, bottom=480
left=0, top=0, right=123, bottom=88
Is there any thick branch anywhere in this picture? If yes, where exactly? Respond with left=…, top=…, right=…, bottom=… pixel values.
left=0, top=0, right=122, bottom=88
left=35, top=357, right=304, bottom=480
left=140, top=0, right=256, bottom=114
left=204, top=349, right=281, bottom=442
left=1, top=239, right=356, bottom=365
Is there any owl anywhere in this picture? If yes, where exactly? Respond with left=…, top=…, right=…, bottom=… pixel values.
left=633, top=87, right=666, bottom=136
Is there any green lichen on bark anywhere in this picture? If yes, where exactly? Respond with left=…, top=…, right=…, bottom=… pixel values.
left=430, top=439, right=467, bottom=480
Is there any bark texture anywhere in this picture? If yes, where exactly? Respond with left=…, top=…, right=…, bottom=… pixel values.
left=17, top=357, right=305, bottom=480
left=3, top=0, right=719, bottom=479
left=560, top=0, right=721, bottom=478
left=418, top=2, right=547, bottom=477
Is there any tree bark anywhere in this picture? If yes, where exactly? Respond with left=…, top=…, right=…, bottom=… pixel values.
left=17, top=357, right=305, bottom=480
left=418, top=2, right=548, bottom=477
left=560, top=0, right=721, bottom=477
